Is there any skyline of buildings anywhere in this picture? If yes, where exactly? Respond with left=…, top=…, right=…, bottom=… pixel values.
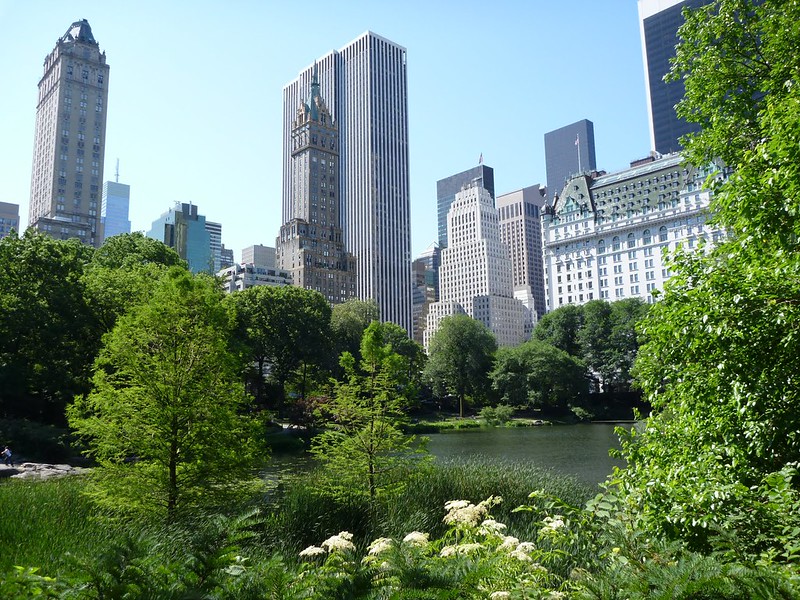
left=436, top=164, right=495, bottom=249
left=282, top=31, right=412, bottom=334
left=638, top=0, right=709, bottom=154
left=28, top=19, right=109, bottom=248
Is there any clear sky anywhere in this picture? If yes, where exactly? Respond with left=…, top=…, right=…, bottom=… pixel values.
left=0, top=0, right=651, bottom=259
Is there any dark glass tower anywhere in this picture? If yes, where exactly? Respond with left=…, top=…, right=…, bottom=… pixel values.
left=544, top=119, right=596, bottom=200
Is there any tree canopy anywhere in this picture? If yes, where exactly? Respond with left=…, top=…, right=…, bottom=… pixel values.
left=68, top=269, right=262, bottom=520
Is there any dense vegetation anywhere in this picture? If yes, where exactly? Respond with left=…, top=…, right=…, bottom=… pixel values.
left=2, top=0, right=800, bottom=596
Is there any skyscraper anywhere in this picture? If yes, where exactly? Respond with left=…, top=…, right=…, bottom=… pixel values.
left=436, top=164, right=495, bottom=249
left=28, top=19, right=109, bottom=247
left=276, top=66, right=357, bottom=305
left=100, top=180, right=131, bottom=242
left=147, top=203, right=211, bottom=274
left=497, top=185, right=547, bottom=320
left=638, top=0, right=710, bottom=154
left=425, top=183, right=530, bottom=350
left=544, top=119, right=596, bottom=200
left=282, top=31, right=411, bottom=333
left=0, top=202, right=20, bottom=240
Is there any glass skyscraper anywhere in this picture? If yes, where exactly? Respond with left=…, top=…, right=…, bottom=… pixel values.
left=147, top=203, right=211, bottom=274
left=100, top=181, right=131, bottom=242
left=282, top=31, right=411, bottom=333
left=544, top=119, right=597, bottom=200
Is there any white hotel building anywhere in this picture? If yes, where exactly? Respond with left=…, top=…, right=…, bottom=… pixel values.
left=542, top=153, right=726, bottom=310
left=282, top=32, right=411, bottom=333
left=425, top=184, right=531, bottom=350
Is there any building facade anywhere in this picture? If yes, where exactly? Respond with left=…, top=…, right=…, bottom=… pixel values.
left=544, top=119, right=597, bottom=201
left=205, top=220, right=223, bottom=273
left=436, top=164, right=495, bottom=249
left=242, top=244, right=276, bottom=267
left=638, top=0, right=710, bottom=154
left=276, top=67, right=357, bottom=305
left=100, top=180, right=131, bottom=242
left=497, top=185, right=547, bottom=321
left=28, top=20, right=109, bottom=247
left=0, top=202, right=20, bottom=240
left=542, top=153, right=725, bottom=311
left=411, top=242, right=440, bottom=345
left=425, top=183, right=530, bottom=350
left=218, top=263, right=293, bottom=293
left=282, top=31, right=411, bottom=332
left=146, top=203, right=212, bottom=274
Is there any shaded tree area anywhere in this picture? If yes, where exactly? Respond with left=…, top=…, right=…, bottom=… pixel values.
left=617, top=0, right=800, bottom=561
left=423, top=315, right=497, bottom=417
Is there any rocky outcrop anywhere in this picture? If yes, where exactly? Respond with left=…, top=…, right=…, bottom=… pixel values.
left=0, top=462, right=89, bottom=480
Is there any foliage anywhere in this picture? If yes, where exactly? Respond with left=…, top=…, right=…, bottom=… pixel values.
left=311, top=321, right=431, bottom=501
left=0, top=418, right=75, bottom=463
left=67, top=268, right=263, bottom=520
left=490, top=339, right=588, bottom=412
left=91, top=231, right=184, bottom=270
left=0, top=230, right=98, bottom=425
left=424, top=315, right=497, bottom=417
left=616, top=0, right=800, bottom=561
left=330, top=298, right=380, bottom=362
left=479, top=405, right=515, bottom=426
left=532, top=303, right=583, bottom=357
left=227, top=285, right=332, bottom=410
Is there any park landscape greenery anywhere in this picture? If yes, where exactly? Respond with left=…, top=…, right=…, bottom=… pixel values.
left=1, top=0, right=800, bottom=596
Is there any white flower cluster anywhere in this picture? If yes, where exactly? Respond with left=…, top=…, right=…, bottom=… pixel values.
left=367, top=537, right=394, bottom=555
left=479, top=518, right=507, bottom=536
left=439, top=542, right=484, bottom=557
left=443, top=496, right=502, bottom=527
left=542, top=515, right=565, bottom=531
left=298, top=545, right=326, bottom=558
left=507, top=541, right=538, bottom=562
left=402, top=531, right=429, bottom=546
left=321, top=531, right=355, bottom=552
left=490, top=592, right=511, bottom=599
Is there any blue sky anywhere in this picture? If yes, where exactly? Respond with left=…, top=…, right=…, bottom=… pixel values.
left=0, top=0, right=650, bottom=258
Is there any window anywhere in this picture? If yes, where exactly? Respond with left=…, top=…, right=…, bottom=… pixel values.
left=627, top=233, right=635, bottom=248
left=612, top=236, right=621, bottom=251
left=659, top=226, right=668, bottom=242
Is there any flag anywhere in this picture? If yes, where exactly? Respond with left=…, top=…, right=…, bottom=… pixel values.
left=575, top=134, right=580, bottom=146
left=479, top=153, right=483, bottom=164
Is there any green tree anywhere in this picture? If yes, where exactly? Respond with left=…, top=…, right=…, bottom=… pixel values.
left=617, top=0, right=800, bottom=559
left=311, top=321, right=429, bottom=501
left=490, top=339, right=587, bottom=412
left=330, top=298, right=379, bottom=362
left=92, top=232, right=185, bottom=270
left=532, top=304, right=583, bottom=357
left=377, top=321, right=426, bottom=406
left=68, top=268, right=262, bottom=520
left=227, top=285, right=332, bottom=410
left=423, top=315, right=497, bottom=417
left=0, top=230, right=98, bottom=424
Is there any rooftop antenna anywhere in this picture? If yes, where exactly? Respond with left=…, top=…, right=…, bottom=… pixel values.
left=115, top=158, right=119, bottom=183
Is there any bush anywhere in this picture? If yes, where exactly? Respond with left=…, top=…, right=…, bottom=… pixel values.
left=480, top=405, right=515, bottom=425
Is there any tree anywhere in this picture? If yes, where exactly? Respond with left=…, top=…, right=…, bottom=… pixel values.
left=490, top=339, right=587, bottom=412
left=377, top=321, right=426, bottom=406
left=311, top=321, right=429, bottom=501
left=227, top=285, right=332, bottom=410
left=617, top=0, right=800, bottom=558
left=423, top=315, right=497, bottom=417
left=532, top=304, right=583, bottom=357
left=330, top=298, right=379, bottom=362
left=0, top=230, right=98, bottom=425
left=92, top=232, right=184, bottom=270
left=68, top=269, right=262, bottom=520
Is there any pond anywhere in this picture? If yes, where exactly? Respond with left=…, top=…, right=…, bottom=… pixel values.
left=269, top=423, right=630, bottom=487
left=424, top=423, right=629, bottom=486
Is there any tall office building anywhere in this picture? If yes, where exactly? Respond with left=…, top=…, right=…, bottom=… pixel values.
left=205, top=221, right=224, bottom=273
left=639, top=0, right=710, bottom=154
left=276, top=67, right=357, bottom=305
left=411, top=242, right=440, bottom=345
left=146, top=203, right=212, bottom=274
left=28, top=19, right=109, bottom=247
left=0, top=202, right=20, bottom=240
left=100, top=180, right=131, bottom=242
left=497, top=185, right=547, bottom=321
left=436, top=164, right=495, bottom=248
left=282, top=31, right=411, bottom=333
left=544, top=119, right=596, bottom=200
left=425, top=183, right=530, bottom=350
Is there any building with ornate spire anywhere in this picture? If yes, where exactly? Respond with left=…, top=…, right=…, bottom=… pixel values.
left=282, top=32, right=411, bottom=332
left=28, top=19, right=109, bottom=247
left=424, top=183, right=531, bottom=350
left=276, top=66, right=357, bottom=304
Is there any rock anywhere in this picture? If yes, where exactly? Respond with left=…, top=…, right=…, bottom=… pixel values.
left=0, top=462, right=89, bottom=480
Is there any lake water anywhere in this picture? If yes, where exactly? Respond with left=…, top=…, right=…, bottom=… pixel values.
left=269, top=423, right=629, bottom=487
left=424, top=423, right=628, bottom=486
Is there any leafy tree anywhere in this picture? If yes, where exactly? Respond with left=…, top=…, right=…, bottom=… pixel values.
left=423, top=315, right=497, bottom=417
left=68, top=268, right=262, bottom=520
left=532, top=304, right=583, bottom=357
left=92, top=232, right=184, bottom=270
left=490, top=339, right=587, bottom=412
left=227, top=285, right=332, bottom=409
left=0, top=230, right=98, bottom=425
left=330, top=298, right=379, bottom=361
left=617, top=0, right=800, bottom=559
left=377, top=321, right=426, bottom=405
left=311, top=321, right=429, bottom=501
